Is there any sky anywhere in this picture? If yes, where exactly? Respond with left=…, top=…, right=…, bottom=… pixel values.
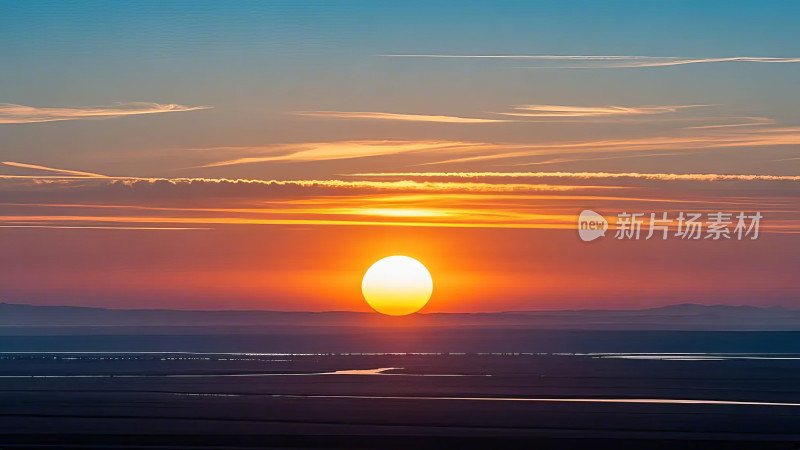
left=0, top=0, right=798, bottom=311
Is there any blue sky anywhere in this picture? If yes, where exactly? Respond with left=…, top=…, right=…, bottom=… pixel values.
left=3, top=1, right=800, bottom=110
left=2, top=1, right=800, bottom=178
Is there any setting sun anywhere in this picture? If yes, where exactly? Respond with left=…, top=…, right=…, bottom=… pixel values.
left=361, top=256, right=433, bottom=316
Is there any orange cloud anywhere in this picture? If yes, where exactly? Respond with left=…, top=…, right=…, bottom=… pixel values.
left=421, top=127, right=800, bottom=165
left=0, top=102, right=210, bottom=124
left=103, top=177, right=603, bottom=193
left=684, top=117, right=775, bottom=129
left=347, top=171, right=800, bottom=182
left=0, top=225, right=209, bottom=230
left=2, top=161, right=108, bottom=178
left=188, top=125, right=800, bottom=169
left=497, top=104, right=706, bottom=118
left=1, top=176, right=797, bottom=233
left=292, top=111, right=511, bottom=123
left=195, top=140, right=497, bottom=167
left=0, top=213, right=579, bottom=230
left=294, top=105, right=733, bottom=125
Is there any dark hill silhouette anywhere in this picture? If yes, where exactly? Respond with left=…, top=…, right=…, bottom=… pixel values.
left=0, top=302, right=797, bottom=331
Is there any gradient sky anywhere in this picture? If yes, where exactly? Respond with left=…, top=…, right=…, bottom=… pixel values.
left=0, top=1, right=798, bottom=311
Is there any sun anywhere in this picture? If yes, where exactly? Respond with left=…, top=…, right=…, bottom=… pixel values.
left=361, top=255, right=433, bottom=316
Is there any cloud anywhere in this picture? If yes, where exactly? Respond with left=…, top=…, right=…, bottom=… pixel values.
left=1, top=176, right=796, bottom=232
left=188, top=125, right=800, bottom=169
left=100, top=177, right=602, bottom=196
left=379, top=54, right=800, bottom=69
left=294, top=105, right=722, bottom=124
left=0, top=225, right=210, bottom=230
left=196, top=140, right=496, bottom=167
left=684, top=117, right=776, bottom=129
left=0, top=177, right=613, bottom=231
left=347, top=171, right=800, bottom=182
left=292, top=111, right=511, bottom=123
left=0, top=176, right=609, bottom=205
left=496, top=104, right=706, bottom=118
left=2, top=161, right=108, bottom=178
left=419, top=126, right=800, bottom=166
left=0, top=102, right=210, bottom=124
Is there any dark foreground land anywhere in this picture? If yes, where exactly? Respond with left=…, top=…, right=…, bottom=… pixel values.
left=0, top=330, right=798, bottom=449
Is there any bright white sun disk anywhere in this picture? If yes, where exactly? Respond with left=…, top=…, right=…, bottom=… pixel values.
left=361, top=255, right=433, bottom=316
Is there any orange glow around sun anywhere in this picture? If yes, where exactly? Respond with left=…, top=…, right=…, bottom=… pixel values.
left=361, top=255, right=433, bottom=315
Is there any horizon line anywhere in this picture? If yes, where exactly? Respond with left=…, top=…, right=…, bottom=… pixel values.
left=0, top=301, right=793, bottom=314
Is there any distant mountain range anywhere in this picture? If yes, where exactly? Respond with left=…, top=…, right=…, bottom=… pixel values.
left=0, top=302, right=798, bottom=331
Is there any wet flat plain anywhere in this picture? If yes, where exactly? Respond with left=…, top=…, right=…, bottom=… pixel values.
left=0, top=331, right=799, bottom=448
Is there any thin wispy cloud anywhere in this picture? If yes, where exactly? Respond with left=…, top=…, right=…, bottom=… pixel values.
left=292, top=111, right=510, bottom=123
left=0, top=177, right=609, bottom=230
left=509, top=151, right=701, bottom=167
left=420, top=126, right=800, bottom=166
left=0, top=225, right=210, bottom=230
left=2, top=176, right=796, bottom=232
left=195, top=140, right=496, bottom=168
left=294, top=105, right=763, bottom=127
left=190, top=125, right=800, bottom=169
left=102, top=177, right=597, bottom=194
left=0, top=176, right=603, bottom=203
left=772, top=157, right=800, bottom=162
left=684, top=117, right=776, bottom=129
left=2, top=161, right=108, bottom=178
left=347, top=171, right=800, bottom=182
left=379, top=54, right=800, bottom=69
left=497, top=104, right=706, bottom=118
left=0, top=102, right=210, bottom=124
